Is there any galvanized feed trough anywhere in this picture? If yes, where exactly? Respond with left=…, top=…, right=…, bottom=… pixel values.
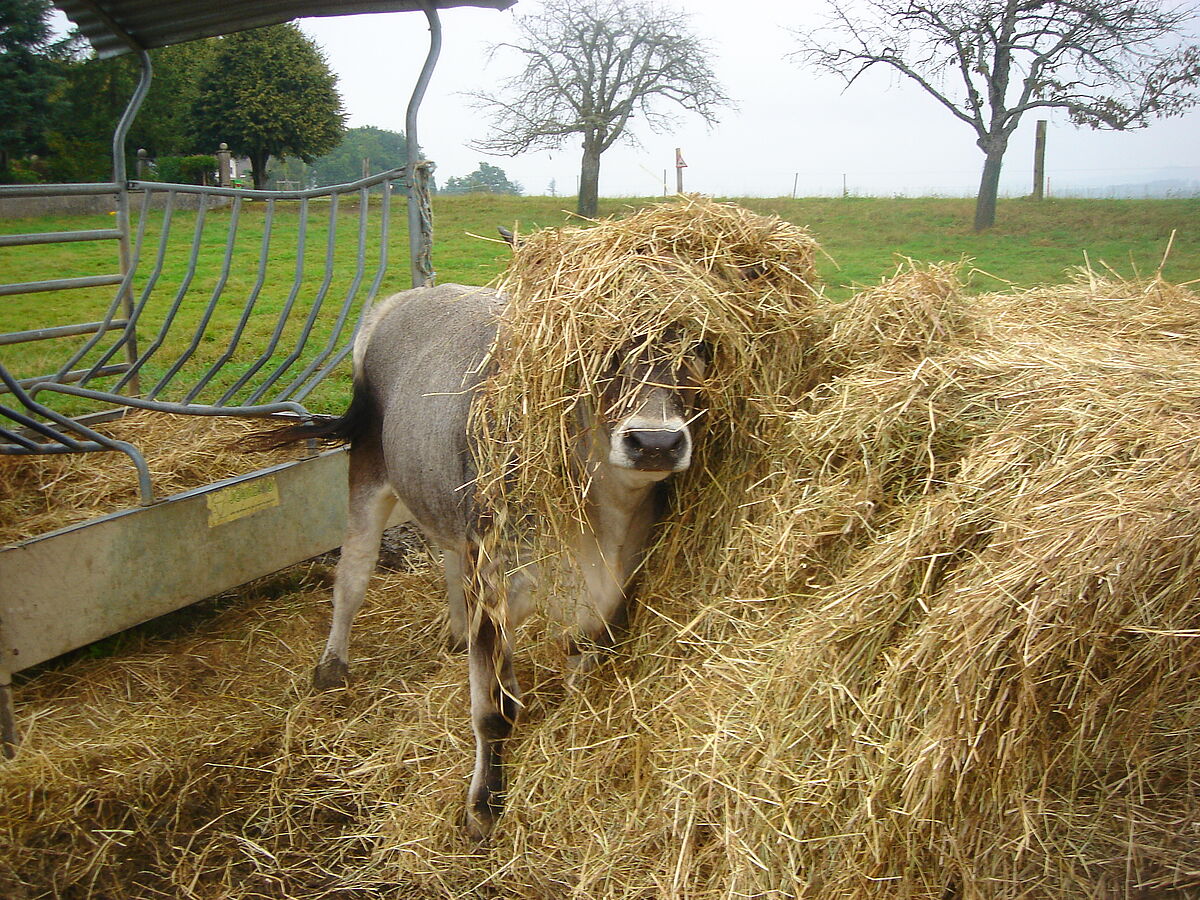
left=0, top=0, right=514, bottom=755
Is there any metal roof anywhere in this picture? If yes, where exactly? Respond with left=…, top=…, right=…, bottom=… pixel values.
left=54, top=0, right=515, bottom=59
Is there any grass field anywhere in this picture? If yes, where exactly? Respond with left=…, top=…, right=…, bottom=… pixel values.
left=4, top=193, right=1195, bottom=299
left=2, top=193, right=1196, bottom=414
left=432, top=194, right=1200, bottom=292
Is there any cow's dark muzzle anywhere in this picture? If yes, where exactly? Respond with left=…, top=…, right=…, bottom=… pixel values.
left=622, top=427, right=690, bottom=471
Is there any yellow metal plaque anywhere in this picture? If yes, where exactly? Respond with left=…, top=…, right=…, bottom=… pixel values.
left=206, top=477, right=280, bottom=527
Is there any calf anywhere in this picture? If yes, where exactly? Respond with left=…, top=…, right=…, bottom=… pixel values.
left=268, top=282, right=707, bottom=840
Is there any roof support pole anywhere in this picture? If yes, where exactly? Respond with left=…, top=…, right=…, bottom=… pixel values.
left=112, top=50, right=154, bottom=394
left=406, top=1, right=442, bottom=288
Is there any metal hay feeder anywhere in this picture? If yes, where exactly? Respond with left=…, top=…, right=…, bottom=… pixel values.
left=0, top=0, right=514, bottom=756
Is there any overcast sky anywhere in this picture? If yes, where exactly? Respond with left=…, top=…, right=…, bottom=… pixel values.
left=299, top=1, right=1200, bottom=199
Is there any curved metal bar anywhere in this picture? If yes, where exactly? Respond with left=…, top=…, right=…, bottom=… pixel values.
left=293, top=342, right=355, bottom=402
left=150, top=197, right=243, bottom=395
left=216, top=196, right=310, bottom=404
left=1, top=367, right=154, bottom=505
left=407, top=1, right=441, bottom=288
left=184, top=196, right=274, bottom=403
left=1, top=404, right=90, bottom=452
left=114, top=194, right=208, bottom=396
left=50, top=187, right=154, bottom=386
left=277, top=182, right=373, bottom=400
left=31, top=382, right=312, bottom=421
left=0, top=229, right=121, bottom=248
left=113, top=51, right=154, bottom=393
left=127, top=164, right=408, bottom=201
left=364, top=177, right=395, bottom=308
left=292, top=178, right=398, bottom=401
left=0, top=275, right=124, bottom=297
left=0, top=183, right=122, bottom=198
left=112, top=50, right=152, bottom=187
left=247, top=193, right=342, bottom=403
left=64, top=187, right=162, bottom=387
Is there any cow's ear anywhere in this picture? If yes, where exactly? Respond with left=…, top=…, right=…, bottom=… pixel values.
left=497, top=226, right=516, bottom=247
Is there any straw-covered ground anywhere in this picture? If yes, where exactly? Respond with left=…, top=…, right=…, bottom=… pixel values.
left=2, top=199, right=1199, bottom=898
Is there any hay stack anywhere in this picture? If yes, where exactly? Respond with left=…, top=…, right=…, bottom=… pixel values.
left=695, top=330, right=1200, bottom=897
left=2, top=201, right=1199, bottom=898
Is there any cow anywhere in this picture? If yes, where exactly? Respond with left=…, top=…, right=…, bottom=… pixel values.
left=263, top=281, right=708, bottom=840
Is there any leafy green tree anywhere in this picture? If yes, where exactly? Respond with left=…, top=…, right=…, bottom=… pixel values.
left=45, top=40, right=217, bottom=182
left=442, top=161, right=522, bottom=194
left=268, top=156, right=313, bottom=190
left=137, top=41, right=218, bottom=156
left=192, top=24, right=346, bottom=190
left=43, top=55, right=136, bottom=181
left=0, top=0, right=75, bottom=178
left=309, top=125, right=410, bottom=186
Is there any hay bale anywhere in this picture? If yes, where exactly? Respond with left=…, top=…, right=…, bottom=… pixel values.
left=979, top=269, right=1200, bottom=349
left=707, top=343, right=1200, bottom=896
left=820, top=259, right=971, bottom=368
left=3, top=201, right=1199, bottom=898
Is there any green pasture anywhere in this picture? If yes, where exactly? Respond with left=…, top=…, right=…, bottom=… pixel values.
left=2, top=193, right=1196, bottom=415
left=432, top=193, right=1200, bottom=292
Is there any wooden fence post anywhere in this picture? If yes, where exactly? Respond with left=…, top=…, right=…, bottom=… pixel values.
left=1033, top=120, right=1047, bottom=200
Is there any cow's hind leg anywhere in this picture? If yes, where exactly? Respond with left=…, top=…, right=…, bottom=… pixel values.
left=464, top=600, right=521, bottom=842
left=443, top=548, right=469, bottom=652
left=314, top=447, right=396, bottom=690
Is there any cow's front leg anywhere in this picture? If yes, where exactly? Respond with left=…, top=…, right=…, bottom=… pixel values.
left=465, top=601, right=521, bottom=842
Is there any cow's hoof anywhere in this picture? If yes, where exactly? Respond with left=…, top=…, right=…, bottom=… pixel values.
left=463, top=800, right=498, bottom=844
left=313, top=657, right=349, bottom=691
left=446, top=633, right=468, bottom=654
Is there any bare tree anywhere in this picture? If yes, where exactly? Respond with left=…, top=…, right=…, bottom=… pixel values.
left=790, top=1, right=1200, bottom=230
left=471, top=0, right=728, bottom=217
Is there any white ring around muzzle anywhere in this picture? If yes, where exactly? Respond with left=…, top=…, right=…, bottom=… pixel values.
left=608, top=415, right=693, bottom=474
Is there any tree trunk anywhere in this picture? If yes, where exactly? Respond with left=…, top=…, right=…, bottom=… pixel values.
left=973, top=149, right=1005, bottom=231
left=249, top=149, right=270, bottom=190
left=577, top=141, right=602, bottom=218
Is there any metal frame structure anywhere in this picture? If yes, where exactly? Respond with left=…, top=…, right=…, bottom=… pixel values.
left=0, top=0, right=513, bottom=756
left=9, top=166, right=415, bottom=432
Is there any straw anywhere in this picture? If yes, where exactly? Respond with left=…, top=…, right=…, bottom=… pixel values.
left=3, top=200, right=1199, bottom=898
left=0, top=412, right=305, bottom=545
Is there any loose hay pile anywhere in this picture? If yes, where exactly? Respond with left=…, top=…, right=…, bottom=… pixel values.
left=474, top=197, right=824, bottom=601
left=2, top=200, right=1199, bottom=898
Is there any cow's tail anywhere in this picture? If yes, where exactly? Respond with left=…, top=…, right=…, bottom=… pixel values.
left=246, top=378, right=375, bottom=451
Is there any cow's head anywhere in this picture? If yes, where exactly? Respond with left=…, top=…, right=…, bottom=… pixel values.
left=598, top=331, right=709, bottom=481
